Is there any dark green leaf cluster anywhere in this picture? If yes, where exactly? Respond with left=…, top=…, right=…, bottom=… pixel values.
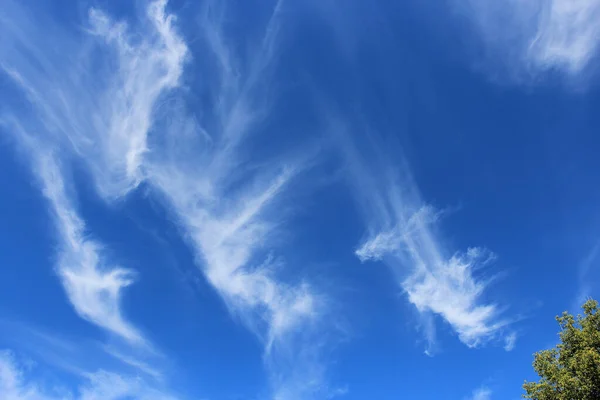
left=524, top=299, right=600, bottom=399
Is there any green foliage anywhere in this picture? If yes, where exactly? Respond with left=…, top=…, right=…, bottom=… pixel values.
left=523, top=299, right=600, bottom=399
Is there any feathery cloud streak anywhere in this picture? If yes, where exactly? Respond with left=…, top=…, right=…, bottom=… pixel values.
left=34, top=150, right=143, bottom=345
left=0, top=349, right=177, bottom=400
left=0, top=0, right=187, bottom=345
left=0, top=0, right=188, bottom=387
left=457, top=0, right=600, bottom=76
left=337, top=125, right=508, bottom=351
left=0, top=0, right=187, bottom=199
left=1, top=0, right=330, bottom=397
left=468, top=385, right=492, bottom=400
left=2, top=0, right=319, bottom=348
left=145, top=1, right=330, bottom=396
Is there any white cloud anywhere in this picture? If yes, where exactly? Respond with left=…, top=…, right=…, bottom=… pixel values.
left=504, top=331, right=517, bottom=351
left=0, top=0, right=187, bottom=348
left=0, top=320, right=168, bottom=382
left=0, top=0, right=188, bottom=200
left=356, top=210, right=505, bottom=349
left=0, top=350, right=55, bottom=400
left=458, top=0, right=600, bottom=76
left=78, top=370, right=176, bottom=400
left=102, top=347, right=163, bottom=381
left=2, top=0, right=315, bottom=346
left=31, top=147, right=143, bottom=345
left=467, top=386, right=492, bottom=400
left=1, top=0, right=333, bottom=398
left=339, top=128, right=509, bottom=351
left=148, top=156, right=320, bottom=346
left=530, top=0, right=600, bottom=73
left=144, top=2, right=332, bottom=396
left=0, top=350, right=177, bottom=400
left=0, top=0, right=191, bottom=389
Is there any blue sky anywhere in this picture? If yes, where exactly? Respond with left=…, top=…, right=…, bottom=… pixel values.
left=1, top=0, right=600, bottom=399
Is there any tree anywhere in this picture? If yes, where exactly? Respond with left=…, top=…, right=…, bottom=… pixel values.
left=523, top=299, right=600, bottom=399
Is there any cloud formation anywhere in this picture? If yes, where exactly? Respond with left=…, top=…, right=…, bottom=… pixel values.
left=0, top=117, right=144, bottom=346
left=1, top=0, right=332, bottom=398
left=457, top=0, right=600, bottom=76
left=503, top=331, right=517, bottom=351
left=1, top=0, right=190, bottom=393
left=144, top=1, right=331, bottom=396
left=338, top=128, right=509, bottom=351
left=468, top=385, right=492, bottom=400
left=0, top=0, right=188, bottom=200
left=0, top=350, right=177, bottom=400
left=35, top=151, right=143, bottom=345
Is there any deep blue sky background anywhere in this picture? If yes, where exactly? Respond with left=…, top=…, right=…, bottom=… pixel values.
left=2, top=0, right=600, bottom=399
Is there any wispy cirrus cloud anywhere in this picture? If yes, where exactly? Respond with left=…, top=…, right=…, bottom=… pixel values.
left=0, top=349, right=178, bottom=400
left=335, top=123, right=510, bottom=352
left=503, top=331, right=517, bottom=351
left=1, top=0, right=335, bottom=398
left=0, top=0, right=187, bottom=390
left=0, top=350, right=57, bottom=400
left=2, top=124, right=144, bottom=346
left=38, top=155, right=142, bottom=345
left=456, top=0, right=600, bottom=77
left=0, top=0, right=187, bottom=200
left=467, top=385, right=492, bottom=400
left=0, top=319, right=166, bottom=382
left=145, top=2, right=334, bottom=397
